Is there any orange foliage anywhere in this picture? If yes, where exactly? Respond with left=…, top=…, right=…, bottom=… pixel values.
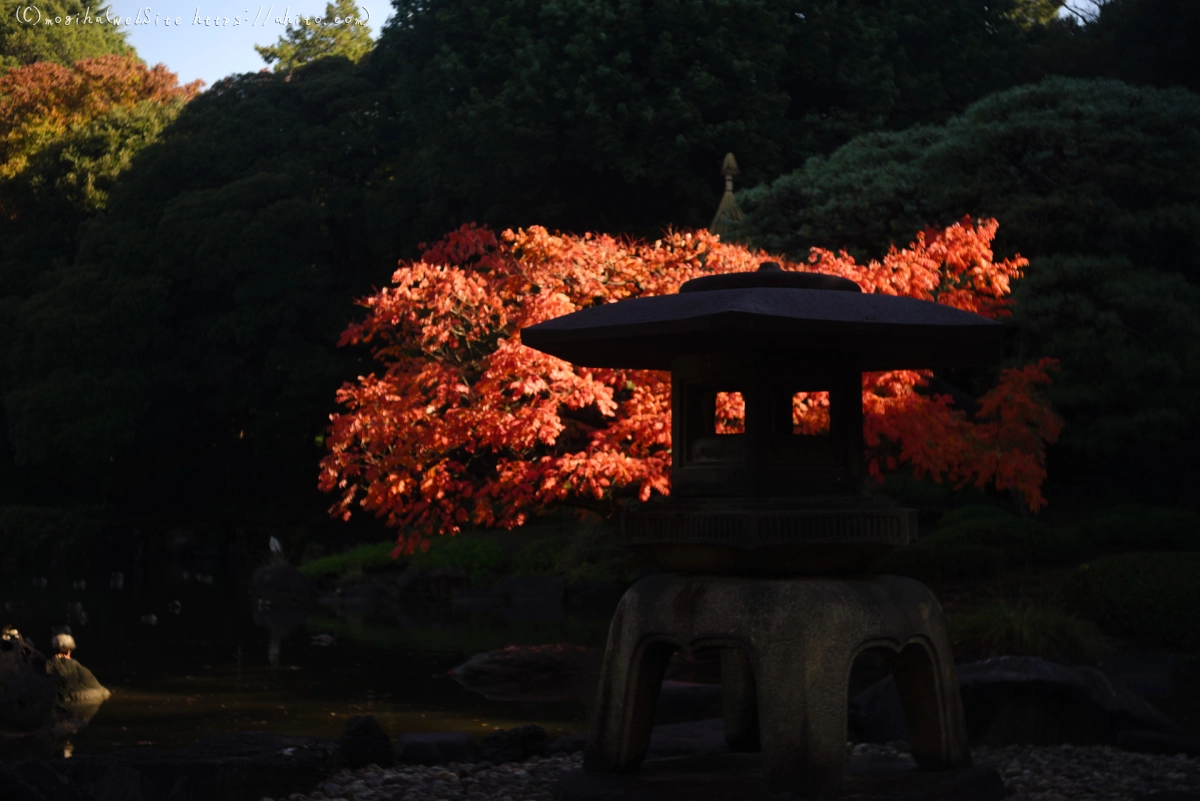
left=0, top=54, right=202, bottom=179
left=320, top=218, right=1061, bottom=554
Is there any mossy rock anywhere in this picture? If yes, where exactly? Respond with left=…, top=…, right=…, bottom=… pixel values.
left=872, top=504, right=1083, bottom=582
left=1073, top=505, right=1200, bottom=556
left=1061, top=552, right=1200, bottom=651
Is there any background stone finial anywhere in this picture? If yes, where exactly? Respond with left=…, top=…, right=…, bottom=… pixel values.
left=711, top=152, right=744, bottom=236
left=720, top=152, right=740, bottom=178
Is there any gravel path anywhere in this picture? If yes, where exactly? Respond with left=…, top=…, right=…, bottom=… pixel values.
left=261, top=742, right=1200, bottom=801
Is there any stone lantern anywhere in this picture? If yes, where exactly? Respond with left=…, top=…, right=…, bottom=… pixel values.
left=521, top=264, right=1007, bottom=799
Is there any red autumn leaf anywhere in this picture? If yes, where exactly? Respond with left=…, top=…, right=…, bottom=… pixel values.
left=320, top=218, right=1061, bottom=554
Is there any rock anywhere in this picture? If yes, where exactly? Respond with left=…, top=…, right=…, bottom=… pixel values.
left=427, top=566, right=469, bottom=598
left=390, top=565, right=424, bottom=592
left=251, top=565, right=316, bottom=604
left=0, top=638, right=55, bottom=734
left=547, top=734, right=588, bottom=756
left=851, top=655, right=1186, bottom=747
left=479, top=724, right=549, bottom=763
left=1098, top=652, right=1177, bottom=700
left=501, top=576, right=565, bottom=604
left=336, top=714, right=395, bottom=769
left=395, top=731, right=477, bottom=765
left=1118, top=729, right=1200, bottom=758
left=8, top=758, right=89, bottom=801
left=448, top=645, right=602, bottom=703
left=1136, top=794, right=1200, bottom=801
left=565, top=580, right=626, bottom=617
left=44, top=731, right=336, bottom=801
left=502, top=577, right=567, bottom=622
left=338, top=583, right=385, bottom=615
left=0, top=761, right=49, bottom=801
left=451, top=589, right=507, bottom=611
left=502, top=601, right=566, bottom=624
left=45, top=657, right=111, bottom=738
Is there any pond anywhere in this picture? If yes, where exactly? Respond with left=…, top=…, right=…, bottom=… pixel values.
left=3, top=555, right=610, bottom=758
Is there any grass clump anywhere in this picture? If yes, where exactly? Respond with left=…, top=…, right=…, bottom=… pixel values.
left=945, top=600, right=1110, bottom=664
left=297, top=540, right=399, bottom=580
left=1061, top=552, right=1200, bottom=651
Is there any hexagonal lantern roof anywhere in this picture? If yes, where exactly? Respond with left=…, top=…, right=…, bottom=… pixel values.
left=520, top=265, right=1003, bottom=371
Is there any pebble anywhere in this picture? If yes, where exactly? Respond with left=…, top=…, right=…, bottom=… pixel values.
left=260, top=742, right=1200, bottom=801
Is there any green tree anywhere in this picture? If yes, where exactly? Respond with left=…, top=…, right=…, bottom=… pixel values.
left=0, top=0, right=132, bottom=73
left=4, top=60, right=389, bottom=509
left=1, top=95, right=192, bottom=298
left=1008, top=0, right=1065, bottom=27
left=1012, top=254, right=1200, bottom=455
left=255, top=0, right=373, bottom=72
left=368, top=0, right=1039, bottom=242
left=733, top=77, right=1200, bottom=458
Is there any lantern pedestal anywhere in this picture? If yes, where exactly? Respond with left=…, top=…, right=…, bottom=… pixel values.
left=579, top=574, right=976, bottom=799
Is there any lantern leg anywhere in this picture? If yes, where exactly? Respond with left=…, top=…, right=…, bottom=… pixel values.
left=721, top=646, right=760, bottom=752
left=583, top=588, right=674, bottom=774
left=754, top=641, right=850, bottom=798
left=893, top=632, right=972, bottom=769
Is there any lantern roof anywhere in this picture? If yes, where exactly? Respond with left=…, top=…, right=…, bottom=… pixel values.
left=520, top=265, right=1003, bottom=372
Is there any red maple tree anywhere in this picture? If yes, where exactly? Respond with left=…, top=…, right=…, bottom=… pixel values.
left=320, top=218, right=1061, bottom=555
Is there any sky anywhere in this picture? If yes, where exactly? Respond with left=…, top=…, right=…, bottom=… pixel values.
left=101, top=0, right=387, bottom=88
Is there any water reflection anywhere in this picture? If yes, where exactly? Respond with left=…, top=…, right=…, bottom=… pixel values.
left=2, top=560, right=608, bottom=758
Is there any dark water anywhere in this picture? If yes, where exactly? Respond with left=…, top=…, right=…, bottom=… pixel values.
left=3, top=564, right=608, bottom=757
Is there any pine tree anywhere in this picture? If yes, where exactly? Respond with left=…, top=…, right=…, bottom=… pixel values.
left=254, top=0, right=372, bottom=72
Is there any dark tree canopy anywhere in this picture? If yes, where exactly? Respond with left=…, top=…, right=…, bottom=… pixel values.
left=733, top=77, right=1200, bottom=458
left=367, top=0, right=1040, bottom=242
left=2, top=0, right=1192, bottom=513
left=3, top=61, right=388, bottom=506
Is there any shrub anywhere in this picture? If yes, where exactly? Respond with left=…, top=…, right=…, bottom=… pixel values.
left=297, top=540, right=399, bottom=580
left=945, top=600, right=1110, bottom=664
left=1073, top=505, right=1200, bottom=556
left=410, top=535, right=505, bottom=588
left=1061, top=552, right=1200, bottom=651
left=510, top=537, right=570, bottom=577
left=872, top=504, right=1082, bottom=582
